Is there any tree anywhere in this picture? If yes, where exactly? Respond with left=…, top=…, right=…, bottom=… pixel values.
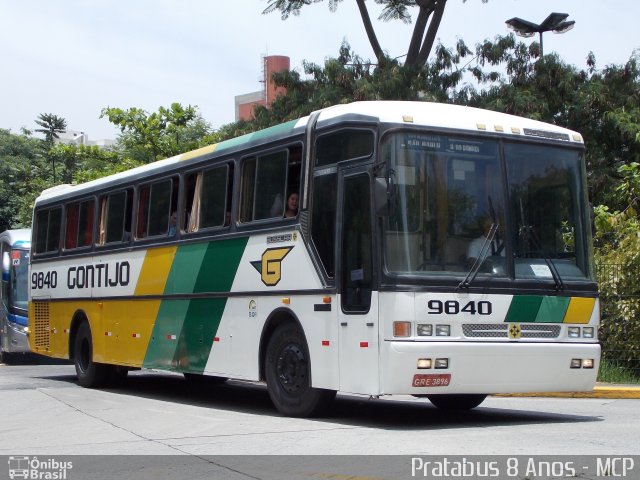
left=0, top=128, right=52, bottom=228
left=101, top=103, right=214, bottom=163
left=34, top=113, right=67, bottom=182
left=263, top=0, right=485, bottom=68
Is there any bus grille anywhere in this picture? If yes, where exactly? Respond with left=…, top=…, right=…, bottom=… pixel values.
left=463, top=323, right=561, bottom=339
left=33, top=300, right=51, bottom=350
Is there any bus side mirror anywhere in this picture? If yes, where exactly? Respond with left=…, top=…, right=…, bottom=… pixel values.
left=374, top=177, right=391, bottom=217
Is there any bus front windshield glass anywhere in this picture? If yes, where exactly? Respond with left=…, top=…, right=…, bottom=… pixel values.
left=10, top=249, right=29, bottom=310
left=382, top=132, right=592, bottom=282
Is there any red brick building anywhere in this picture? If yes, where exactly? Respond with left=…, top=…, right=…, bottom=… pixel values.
left=235, top=55, right=290, bottom=121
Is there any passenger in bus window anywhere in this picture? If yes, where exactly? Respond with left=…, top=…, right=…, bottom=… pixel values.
left=284, top=192, right=298, bottom=218
left=168, top=211, right=178, bottom=236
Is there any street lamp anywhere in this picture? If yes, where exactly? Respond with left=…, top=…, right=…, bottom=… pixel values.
left=505, top=12, right=575, bottom=57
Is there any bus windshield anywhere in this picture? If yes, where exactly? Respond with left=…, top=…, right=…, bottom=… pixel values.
left=9, top=249, right=29, bottom=310
left=382, top=132, right=592, bottom=282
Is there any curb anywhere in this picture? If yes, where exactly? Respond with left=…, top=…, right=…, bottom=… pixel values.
left=494, top=385, right=640, bottom=399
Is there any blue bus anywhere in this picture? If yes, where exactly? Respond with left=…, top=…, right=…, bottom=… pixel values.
left=1, top=229, right=31, bottom=363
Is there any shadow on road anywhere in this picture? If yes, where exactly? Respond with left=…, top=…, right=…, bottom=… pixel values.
left=35, top=368, right=603, bottom=431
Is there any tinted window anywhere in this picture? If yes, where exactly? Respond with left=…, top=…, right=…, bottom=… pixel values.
left=240, top=146, right=301, bottom=222
left=316, top=130, right=374, bottom=167
left=34, top=207, right=62, bottom=254
left=64, top=199, right=94, bottom=249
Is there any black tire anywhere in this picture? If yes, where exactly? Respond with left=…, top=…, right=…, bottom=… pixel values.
left=0, top=349, right=14, bottom=365
left=427, top=394, right=487, bottom=411
left=183, top=372, right=228, bottom=385
left=265, top=323, right=335, bottom=417
left=74, top=321, right=110, bottom=388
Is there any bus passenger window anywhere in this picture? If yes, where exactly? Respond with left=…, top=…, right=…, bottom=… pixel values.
left=99, top=189, right=133, bottom=245
left=34, top=207, right=62, bottom=254
left=184, top=165, right=233, bottom=233
left=136, top=178, right=176, bottom=239
left=240, top=146, right=301, bottom=223
left=64, top=199, right=94, bottom=249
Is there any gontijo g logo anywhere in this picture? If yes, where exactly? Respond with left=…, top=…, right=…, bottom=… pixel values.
left=251, top=247, right=293, bottom=286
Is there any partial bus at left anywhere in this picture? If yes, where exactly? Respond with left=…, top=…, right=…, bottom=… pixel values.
left=0, top=229, right=31, bottom=363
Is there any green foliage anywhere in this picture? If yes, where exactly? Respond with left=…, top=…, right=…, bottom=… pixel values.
left=263, top=0, right=486, bottom=68
left=595, top=162, right=640, bottom=376
left=0, top=128, right=53, bottom=229
left=101, top=103, right=212, bottom=163
left=34, top=113, right=67, bottom=149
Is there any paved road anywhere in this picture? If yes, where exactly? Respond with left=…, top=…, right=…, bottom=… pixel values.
left=1, top=359, right=639, bottom=458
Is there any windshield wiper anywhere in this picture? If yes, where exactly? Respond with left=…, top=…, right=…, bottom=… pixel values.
left=520, top=225, right=565, bottom=291
left=458, top=223, right=499, bottom=290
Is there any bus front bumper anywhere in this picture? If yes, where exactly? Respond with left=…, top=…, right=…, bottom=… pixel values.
left=2, top=319, right=30, bottom=354
left=381, top=341, right=600, bottom=396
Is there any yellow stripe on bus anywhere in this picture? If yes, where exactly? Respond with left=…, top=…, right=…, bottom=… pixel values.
left=135, top=246, right=178, bottom=296
left=179, top=143, right=217, bottom=161
left=563, top=297, right=596, bottom=324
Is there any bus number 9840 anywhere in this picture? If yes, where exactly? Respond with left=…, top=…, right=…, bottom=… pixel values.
left=427, top=299, right=492, bottom=315
left=31, top=271, right=58, bottom=290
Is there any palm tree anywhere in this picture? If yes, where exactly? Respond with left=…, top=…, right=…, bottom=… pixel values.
left=35, top=113, right=67, bottom=182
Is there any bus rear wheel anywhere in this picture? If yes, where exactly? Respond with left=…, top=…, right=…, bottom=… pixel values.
left=265, top=323, right=335, bottom=417
left=74, top=321, right=110, bottom=388
left=427, top=394, right=487, bottom=411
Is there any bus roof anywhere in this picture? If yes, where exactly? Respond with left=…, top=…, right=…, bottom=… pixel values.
left=35, top=101, right=583, bottom=205
left=0, top=228, right=31, bottom=249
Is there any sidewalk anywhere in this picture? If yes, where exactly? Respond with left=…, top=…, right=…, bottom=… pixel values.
left=495, top=383, right=640, bottom=399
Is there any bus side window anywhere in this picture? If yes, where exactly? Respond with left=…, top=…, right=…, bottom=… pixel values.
left=64, top=199, right=95, bottom=249
left=34, top=207, right=62, bottom=254
left=136, top=178, right=176, bottom=239
left=239, top=146, right=301, bottom=223
left=99, top=189, right=132, bottom=245
left=185, top=164, right=233, bottom=232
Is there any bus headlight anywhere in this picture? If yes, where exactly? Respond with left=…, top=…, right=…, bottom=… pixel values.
left=417, top=358, right=432, bottom=369
left=434, top=358, right=449, bottom=369
left=568, top=327, right=581, bottom=338
left=417, top=324, right=433, bottom=336
left=582, top=327, right=595, bottom=338
left=582, top=359, right=595, bottom=369
left=435, top=325, right=450, bottom=336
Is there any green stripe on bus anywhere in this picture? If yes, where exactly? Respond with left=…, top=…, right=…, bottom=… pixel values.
left=143, top=299, right=190, bottom=370
left=164, top=243, right=209, bottom=294
left=163, top=237, right=249, bottom=295
left=192, top=237, right=249, bottom=293
left=174, top=298, right=227, bottom=373
left=505, top=295, right=543, bottom=322
left=214, top=120, right=299, bottom=153
left=536, top=296, right=571, bottom=323
left=144, top=237, right=249, bottom=370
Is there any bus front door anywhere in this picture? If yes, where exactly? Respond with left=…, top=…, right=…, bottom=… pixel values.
left=337, top=169, right=379, bottom=394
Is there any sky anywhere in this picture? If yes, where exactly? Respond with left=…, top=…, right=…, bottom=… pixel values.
left=1, top=0, right=638, bottom=141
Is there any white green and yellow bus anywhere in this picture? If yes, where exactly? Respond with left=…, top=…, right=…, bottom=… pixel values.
left=29, top=101, right=600, bottom=416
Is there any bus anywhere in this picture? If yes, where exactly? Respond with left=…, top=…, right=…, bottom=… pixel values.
left=28, top=101, right=600, bottom=416
left=1, top=229, right=31, bottom=363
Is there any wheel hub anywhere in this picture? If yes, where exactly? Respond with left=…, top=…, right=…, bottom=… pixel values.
left=276, top=344, right=307, bottom=394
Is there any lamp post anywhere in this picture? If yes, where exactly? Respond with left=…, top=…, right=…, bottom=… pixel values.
left=505, top=12, right=575, bottom=57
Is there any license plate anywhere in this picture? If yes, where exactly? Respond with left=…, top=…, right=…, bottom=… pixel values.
left=412, top=373, right=451, bottom=387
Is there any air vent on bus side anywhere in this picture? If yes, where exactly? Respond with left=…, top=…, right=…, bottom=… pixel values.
left=33, top=300, right=51, bottom=350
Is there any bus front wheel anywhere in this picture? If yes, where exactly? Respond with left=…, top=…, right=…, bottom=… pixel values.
left=427, top=394, right=487, bottom=411
left=74, top=321, right=110, bottom=388
left=265, top=323, right=335, bottom=417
